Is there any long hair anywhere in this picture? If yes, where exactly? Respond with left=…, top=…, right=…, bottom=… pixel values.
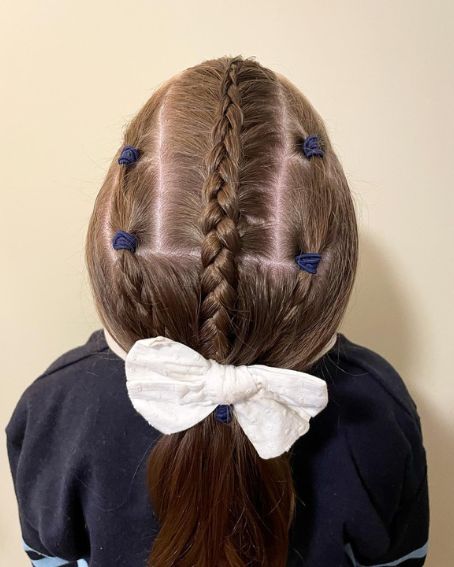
left=85, top=55, right=358, bottom=566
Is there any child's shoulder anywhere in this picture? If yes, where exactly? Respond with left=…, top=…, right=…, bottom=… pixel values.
left=39, top=328, right=110, bottom=376
left=5, top=330, right=157, bottom=559
left=323, top=332, right=420, bottom=422
left=16, top=328, right=119, bottom=397
left=5, top=329, right=130, bottom=445
left=321, top=332, right=425, bottom=466
left=290, top=334, right=429, bottom=566
left=316, top=333, right=426, bottom=515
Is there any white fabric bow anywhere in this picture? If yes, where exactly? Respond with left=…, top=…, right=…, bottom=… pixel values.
left=107, top=333, right=330, bottom=459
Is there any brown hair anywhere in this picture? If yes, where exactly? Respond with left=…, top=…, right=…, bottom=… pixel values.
left=85, top=55, right=358, bottom=566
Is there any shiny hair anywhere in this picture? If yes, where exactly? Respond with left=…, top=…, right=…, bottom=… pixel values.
left=85, top=55, right=358, bottom=566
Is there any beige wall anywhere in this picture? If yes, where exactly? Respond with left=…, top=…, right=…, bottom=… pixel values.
left=1, top=1, right=452, bottom=565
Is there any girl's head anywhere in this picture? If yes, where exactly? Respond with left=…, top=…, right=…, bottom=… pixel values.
left=86, top=55, right=358, bottom=566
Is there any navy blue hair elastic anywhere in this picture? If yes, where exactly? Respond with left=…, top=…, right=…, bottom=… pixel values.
left=214, top=404, right=233, bottom=424
left=118, top=145, right=140, bottom=166
left=295, top=252, right=322, bottom=274
left=301, top=135, right=324, bottom=158
left=112, top=230, right=138, bottom=252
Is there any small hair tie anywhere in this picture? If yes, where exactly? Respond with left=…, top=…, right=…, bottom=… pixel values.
left=112, top=230, right=138, bottom=252
left=295, top=252, right=322, bottom=274
left=118, top=145, right=140, bottom=166
left=301, top=135, right=324, bottom=158
left=214, top=404, right=233, bottom=424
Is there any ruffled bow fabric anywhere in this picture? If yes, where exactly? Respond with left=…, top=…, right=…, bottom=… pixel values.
left=123, top=336, right=329, bottom=459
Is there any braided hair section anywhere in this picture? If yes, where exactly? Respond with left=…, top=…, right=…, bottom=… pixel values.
left=108, top=139, right=165, bottom=345
left=199, top=56, right=244, bottom=361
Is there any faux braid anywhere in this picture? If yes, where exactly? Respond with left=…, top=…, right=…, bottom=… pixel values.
left=199, top=56, right=244, bottom=361
left=109, top=143, right=165, bottom=343
left=112, top=252, right=165, bottom=339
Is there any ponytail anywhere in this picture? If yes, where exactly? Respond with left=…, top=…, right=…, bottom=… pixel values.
left=147, top=418, right=295, bottom=566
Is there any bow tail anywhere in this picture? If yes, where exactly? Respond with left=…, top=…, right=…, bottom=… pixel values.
left=233, top=399, right=312, bottom=460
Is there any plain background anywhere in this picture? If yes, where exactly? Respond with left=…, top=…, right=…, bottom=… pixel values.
left=1, top=1, right=453, bottom=565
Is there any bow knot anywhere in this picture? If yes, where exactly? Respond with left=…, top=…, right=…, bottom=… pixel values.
left=205, top=361, right=258, bottom=405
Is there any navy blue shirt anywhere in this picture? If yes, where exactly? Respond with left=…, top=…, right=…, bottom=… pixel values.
left=5, top=330, right=429, bottom=566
